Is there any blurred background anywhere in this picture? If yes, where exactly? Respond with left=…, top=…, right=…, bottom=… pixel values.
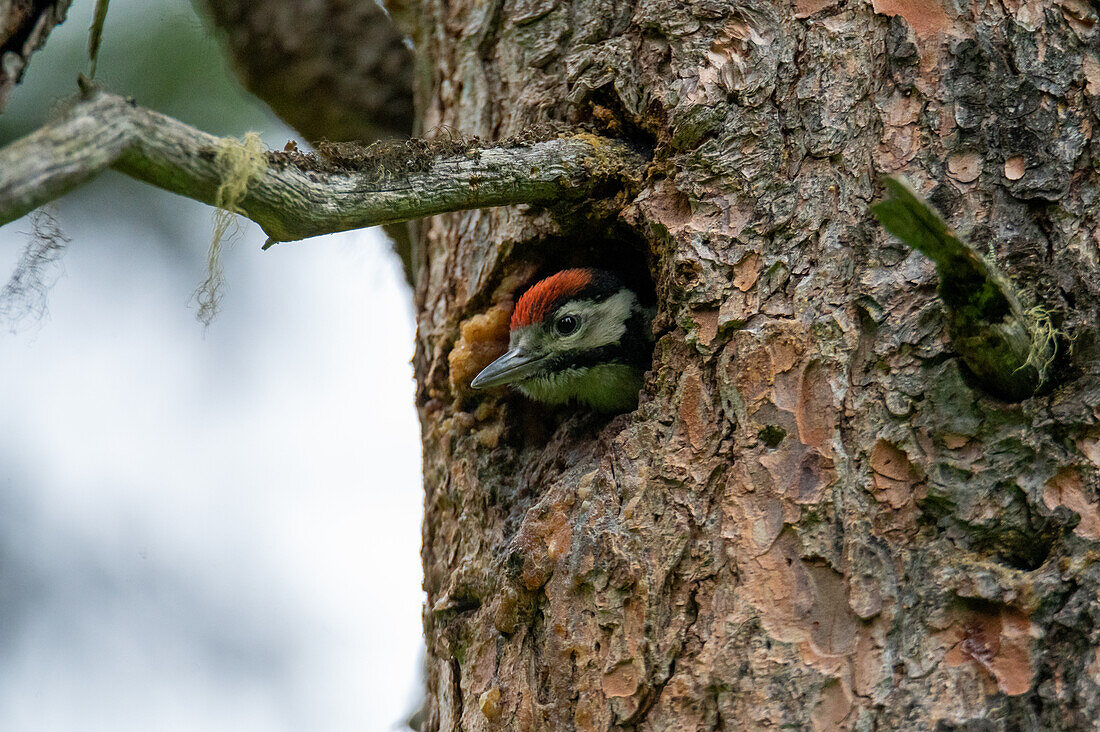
left=0, top=1, right=425, bottom=730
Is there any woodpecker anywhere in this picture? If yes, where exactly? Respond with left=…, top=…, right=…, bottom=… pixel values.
left=471, top=268, right=653, bottom=412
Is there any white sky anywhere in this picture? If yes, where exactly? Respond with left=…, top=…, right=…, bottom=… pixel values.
left=0, top=3, right=427, bottom=730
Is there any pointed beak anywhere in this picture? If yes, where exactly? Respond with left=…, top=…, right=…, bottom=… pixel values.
left=471, top=348, right=545, bottom=389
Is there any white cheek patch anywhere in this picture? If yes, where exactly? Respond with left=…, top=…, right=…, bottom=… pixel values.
left=561, top=290, right=636, bottom=350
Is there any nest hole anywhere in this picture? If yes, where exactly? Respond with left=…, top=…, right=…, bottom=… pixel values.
left=483, top=223, right=657, bottom=447
left=513, top=222, right=656, bottom=310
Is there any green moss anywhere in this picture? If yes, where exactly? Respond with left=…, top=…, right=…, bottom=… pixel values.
left=758, top=424, right=786, bottom=447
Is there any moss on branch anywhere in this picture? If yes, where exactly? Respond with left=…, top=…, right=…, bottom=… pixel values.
left=0, top=88, right=645, bottom=244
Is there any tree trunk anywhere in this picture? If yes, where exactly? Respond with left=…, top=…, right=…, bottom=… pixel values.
left=0, top=0, right=72, bottom=110
left=196, top=0, right=414, bottom=142
left=404, top=0, right=1100, bottom=729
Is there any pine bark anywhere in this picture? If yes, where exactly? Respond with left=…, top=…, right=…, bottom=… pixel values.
left=404, top=0, right=1100, bottom=730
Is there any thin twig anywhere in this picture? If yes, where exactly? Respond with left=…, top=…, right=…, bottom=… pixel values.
left=88, top=0, right=111, bottom=78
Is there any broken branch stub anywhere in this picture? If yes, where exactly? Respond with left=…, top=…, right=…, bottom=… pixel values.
left=872, top=176, right=1055, bottom=401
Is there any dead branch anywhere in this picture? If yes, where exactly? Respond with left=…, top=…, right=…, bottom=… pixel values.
left=0, top=87, right=644, bottom=245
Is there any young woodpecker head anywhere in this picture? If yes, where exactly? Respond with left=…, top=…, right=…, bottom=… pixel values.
left=471, top=268, right=653, bottom=412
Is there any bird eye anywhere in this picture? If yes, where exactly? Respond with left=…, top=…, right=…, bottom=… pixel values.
left=555, top=315, right=579, bottom=335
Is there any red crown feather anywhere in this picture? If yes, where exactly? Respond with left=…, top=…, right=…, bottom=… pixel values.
left=511, top=269, right=593, bottom=329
